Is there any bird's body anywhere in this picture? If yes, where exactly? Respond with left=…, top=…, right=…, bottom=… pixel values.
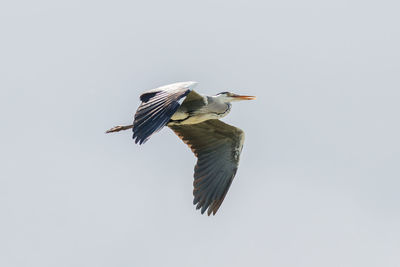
left=106, top=81, right=255, bottom=215
left=169, top=94, right=232, bottom=125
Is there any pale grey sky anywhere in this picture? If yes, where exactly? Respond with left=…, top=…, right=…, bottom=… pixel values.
left=1, top=1, right=399, bottom=266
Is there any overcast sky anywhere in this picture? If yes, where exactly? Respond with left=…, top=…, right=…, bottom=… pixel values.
left=1, top=1, right=399, bottom=266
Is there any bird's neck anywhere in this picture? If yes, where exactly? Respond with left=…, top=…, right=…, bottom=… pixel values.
left=207, top=97, right=232, bottom=117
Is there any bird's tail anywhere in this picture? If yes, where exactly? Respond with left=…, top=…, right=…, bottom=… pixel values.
left=105, top=124, right=133, bottom=133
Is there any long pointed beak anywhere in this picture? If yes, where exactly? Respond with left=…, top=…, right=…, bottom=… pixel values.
left=231, top=94, right=256, bottom=100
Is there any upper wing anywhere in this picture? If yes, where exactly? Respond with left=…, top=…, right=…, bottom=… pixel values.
left=132, top=81, right=198, bottom=144
left=169, top=119, right=245, bottom=215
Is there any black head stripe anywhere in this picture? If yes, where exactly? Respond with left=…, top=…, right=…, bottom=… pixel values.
left=217, top=91, right=229, bottom=95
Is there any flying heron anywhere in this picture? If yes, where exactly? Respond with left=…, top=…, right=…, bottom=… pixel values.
left=106, top=81, right=256, bottom=215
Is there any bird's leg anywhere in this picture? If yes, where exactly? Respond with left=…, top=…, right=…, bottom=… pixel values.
left=105, top=124, right=133, bottom=133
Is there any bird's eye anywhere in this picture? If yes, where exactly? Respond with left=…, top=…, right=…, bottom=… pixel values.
left=218, top=91, right=229, bottom=96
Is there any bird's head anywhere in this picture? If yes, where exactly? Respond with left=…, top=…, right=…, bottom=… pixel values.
left=214, top=92, right=256, bottom=103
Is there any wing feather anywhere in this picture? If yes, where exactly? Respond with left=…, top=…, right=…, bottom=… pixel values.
left=132, top=81, right=198, bottom=144
left=169, top=119, right=245, bottom=215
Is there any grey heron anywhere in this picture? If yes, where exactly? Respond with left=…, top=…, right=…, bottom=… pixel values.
left=106, top=81, right=256, bottom=215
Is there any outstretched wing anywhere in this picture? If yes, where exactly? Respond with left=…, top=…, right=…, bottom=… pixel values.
left=132, top=81, right=200, bottom=144
left=169, top=119, right=245, bottom=215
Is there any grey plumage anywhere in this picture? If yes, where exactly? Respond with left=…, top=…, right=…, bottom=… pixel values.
left=106, top=81, right=255, bottom=215
left=132, top=83, right=193, bottom=144
left=169, top=120, right=244, bottom=215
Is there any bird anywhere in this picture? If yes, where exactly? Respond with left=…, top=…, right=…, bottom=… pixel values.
left=106, top=81, right=256, bottom=215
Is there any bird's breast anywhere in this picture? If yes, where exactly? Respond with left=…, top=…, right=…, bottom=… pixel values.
left=169, top=102, right=231, bottom=125
left=169, top=111, right=220, bottom=125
